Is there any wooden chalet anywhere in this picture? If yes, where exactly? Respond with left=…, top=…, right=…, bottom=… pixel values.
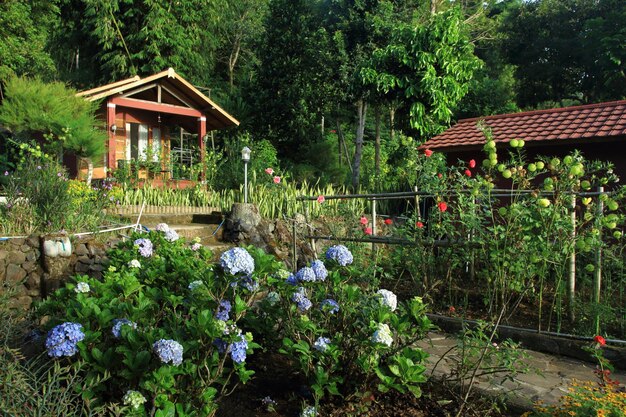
left=423, top=101, right=626, bottom=181
left=76, top=68, right=239, bottom=185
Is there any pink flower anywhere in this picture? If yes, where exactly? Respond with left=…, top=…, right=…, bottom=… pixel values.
left=465, top=169, right=472, bottom=177
left=424, top=149, right=433, bottom=157
left=330, top=129, right=337, bottom=134
left=449, top=306, right=456, bottom=313
left=364, top=227, right=372, bottom=235
left=594, top=335, right=606, bottom=346
left=469, top=159, right=476, bottom=168
left=317, top=195, right=325, bottom=204
left=360, top=216, right=368, bottom=225
left=416, top=221, right=424, bottom=229
left=265, top=167, right=274, bottom=175
left=437, top=173, right=442, bottom=178
left=384, top=219, right=392, bottom=225
left=273, top=176, right=281, bottom=184
left=438, top=202, right=448, bottom=212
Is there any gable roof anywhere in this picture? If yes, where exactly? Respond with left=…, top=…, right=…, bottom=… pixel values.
left=77, top=68, right=239, bottom=130
left=425, top=100, right=626, bottom=150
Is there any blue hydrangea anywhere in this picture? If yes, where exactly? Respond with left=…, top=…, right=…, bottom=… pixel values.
left=286, top=273, right=298, bottom=285
left=164, top=229, right=179, bottom=242
left=153, top=339, right=184, bottom=366
left=320, top=299, right=340, bottom=314
left=46, top=322, right=85, bottom=358
left=111, top=318, right=137, bottom=338
left=325, top=245, right=353, bottom=266
left=134, top=238, right=153, bottom=258
left=216, top=300, right=231, bottom=321
left=213, top=338, right=228, bottom=354
left=295, top=266, right=316, bottom=283
left=310, top=260, right=328, bottom=281
left=291, top=287, right=312, bottom=312
left=220, top=247, right=255, bottom=275
left=231, top=334, right=248, bottom=364
left=241, top=275, right=259, bottom=292
left=314, top=337, right=331, bottom=352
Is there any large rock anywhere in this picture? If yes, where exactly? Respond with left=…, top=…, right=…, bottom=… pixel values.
left=8, top=251, right=26, bottom=264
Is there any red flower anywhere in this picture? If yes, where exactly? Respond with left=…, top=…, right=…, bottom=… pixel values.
left=384, top=219, right=392, bottom=225
left=360, top=216, right=368, bottom=225
left=465, top=169, right=472, bottom=177
left=449, top=306, right=456, bottom=313
left=265, top=167, right=274, bottom=175
left=317, top=195, right=325, bottom=204
left=330, top=129, right=337, bottom=134
left=437, top=173, right=443, bottom=178
left=364, top=227, right=373, bottom=235
left=424, top=149, right=433, bottom=157
left=416, top=221, right=424, bottom=229
left=273, top=176, right=281, bottom=184
left=438, top=202, right=448, bottom=212
left=594, top=335, right=606, bottom=346
left=469, top=159, right=476, bottom=168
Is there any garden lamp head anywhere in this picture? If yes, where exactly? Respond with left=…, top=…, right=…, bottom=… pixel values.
left=241, top=146, right=251, bottom=162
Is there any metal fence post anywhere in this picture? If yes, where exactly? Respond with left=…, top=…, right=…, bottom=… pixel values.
left=593, top=186, right=604, bottom=334
left=372, top=198, right=377, bottom=252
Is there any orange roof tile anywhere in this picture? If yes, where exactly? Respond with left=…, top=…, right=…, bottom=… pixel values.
left=425, top=101, right=626, bottom=150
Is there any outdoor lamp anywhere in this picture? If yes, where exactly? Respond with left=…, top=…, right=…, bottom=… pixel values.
left=241, top=146, right=251, bottom=203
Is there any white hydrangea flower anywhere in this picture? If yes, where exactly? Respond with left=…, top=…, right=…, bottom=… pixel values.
left=377, top=289, right=397, bottom=311
left=123, top=390, right=147, bottom=410
left=188, top=280, right=203, bottom=291
left=128, top=259, right=141, bottom=268
left=74, top=282, right=90, bottom=293
left=372, top=323, right=393, bottom=347
left=155, top=223, right=170, bottom=232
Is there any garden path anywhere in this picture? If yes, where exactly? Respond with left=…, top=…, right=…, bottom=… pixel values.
left=417, top=332, right=626, bottom=412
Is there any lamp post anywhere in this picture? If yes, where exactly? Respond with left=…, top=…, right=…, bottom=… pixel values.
left=241, top=146, right=251, bottom=203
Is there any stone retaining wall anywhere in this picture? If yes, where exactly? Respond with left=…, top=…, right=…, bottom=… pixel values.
left=0, top=235, right=119, bottom=309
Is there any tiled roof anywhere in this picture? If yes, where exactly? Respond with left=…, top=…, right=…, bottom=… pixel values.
left=425, top=100, right=626, bottom=150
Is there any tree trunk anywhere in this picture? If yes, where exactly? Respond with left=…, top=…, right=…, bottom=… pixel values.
left=374, top=106, right=381, bottom=190
left=351, top=99, right=368, bottom=190
left=389, top=105, right=396, bottom=143
left=79, top=157, right=94, bottom=186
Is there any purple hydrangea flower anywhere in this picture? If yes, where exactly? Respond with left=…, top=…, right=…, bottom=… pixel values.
left=314, top=337, right=331, bottom=352
left=231, top=334, right=248, bottom=364
left=241, top=275, right=259, bottom=292
left=216, top=300, right=232, bottom=321
left=310, top=260, right=328, bottom=281
left=291, top=287, right=312, bottom=312
left=191, top=242, right=202, bottom=251
left=46, top=322, right=85, bottom=358
left=134, top=238, right=153, bottom=258
left=320, top=299, right=340, bottom=314
left=155, top=223, right=170, bottom=232
left=164, top=229, right=179, bottom=242
left=153, top=339, right=184, bottom=366
left=220, top=247, right=255, bottom=275
left=112, top=318, right=137, bottom=338
left=295, top=266, right=316, bottom=283
left=325, top=245, right=353, bottom=266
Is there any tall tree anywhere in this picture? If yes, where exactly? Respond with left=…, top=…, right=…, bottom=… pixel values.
left=251, top=0, right=336, bottom=158
left=0, top=0, right=59, bottom=97
left=501, top=0, right=626, bottom=108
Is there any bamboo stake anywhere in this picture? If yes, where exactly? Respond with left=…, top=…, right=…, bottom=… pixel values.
left=594, top=186, right=604, bottom=334
left=568, top=193, right=577, bottom=323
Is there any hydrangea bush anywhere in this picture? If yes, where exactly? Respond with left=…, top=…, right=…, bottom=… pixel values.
left=37, top=226, right=280, bottom=416
left=38, top=228, right=431, bottom=415
left=250, top=245, right=432, bottom=411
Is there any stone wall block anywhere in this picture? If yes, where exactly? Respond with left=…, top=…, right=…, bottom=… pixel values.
left=0, top=250, right=8, bottom=261
left=75, top=243, right=89, bottom=256
left=6, top=264, right=27, bottom=284
left=11, top=238, right=25, bottom=246
left=26, top=251, right=37, bottom=262
left=8, top=251, right=26, bottom=264
left=22, top=261, right=37, bottom=273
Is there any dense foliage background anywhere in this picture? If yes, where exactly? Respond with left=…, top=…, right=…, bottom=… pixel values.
left=1, top=0, right=625, bottom=189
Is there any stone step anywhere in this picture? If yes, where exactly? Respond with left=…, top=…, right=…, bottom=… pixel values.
left=164, top=224, right=224, bottom=244
left=137, top=212, right=224, bottom=226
